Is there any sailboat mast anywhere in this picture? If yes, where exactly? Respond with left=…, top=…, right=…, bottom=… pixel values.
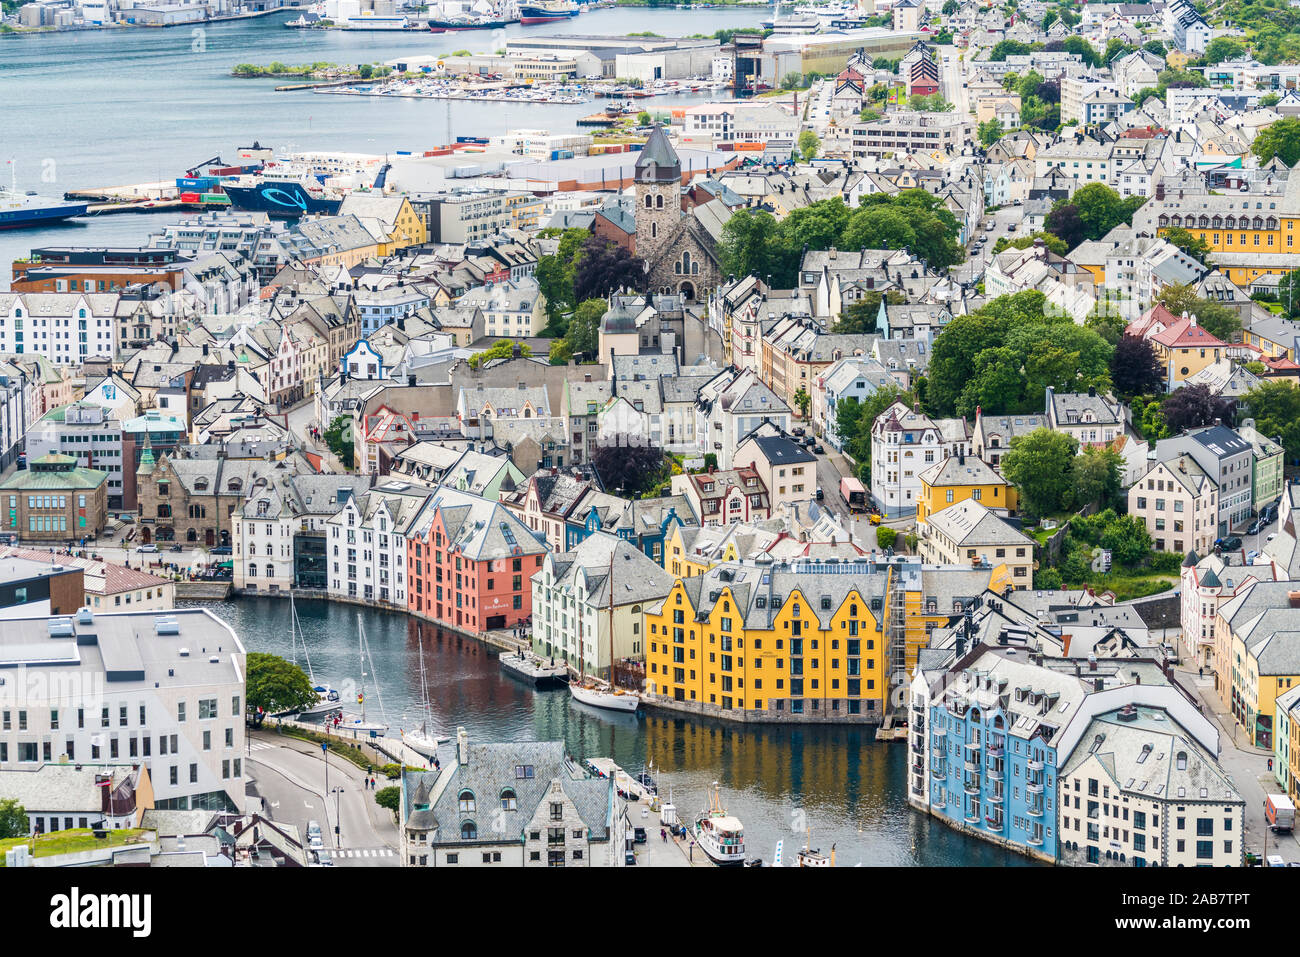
left=608, top=539, right=615, bottom=687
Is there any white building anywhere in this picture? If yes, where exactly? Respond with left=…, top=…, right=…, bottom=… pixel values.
left=530, top=532, right=674, bottom=678
left=870, top=399, right=970, bottom=518
left=0, top=293, right=118, bottom=366
left=694, top=367, right=792, bottom=471
left=324, top=480, right=432, bottom=607
left=0, top=607, right=247, bottom=813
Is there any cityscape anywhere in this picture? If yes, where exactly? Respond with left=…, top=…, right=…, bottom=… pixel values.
left=0, top=0, right=1297, bottom=906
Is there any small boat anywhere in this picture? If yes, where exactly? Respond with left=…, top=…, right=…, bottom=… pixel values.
left=341, top=615, right=389, bottom=736
left=299, top=685, right=342, bottom=718
left=287, top=593, right=341, bottom=718
left=693, top=783, right=745, bottom=867
left=569, top=681, right=640, bottom=713
left=401, top=639, right=447, bottom=758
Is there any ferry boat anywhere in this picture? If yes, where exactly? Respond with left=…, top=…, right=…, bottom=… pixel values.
left=222, top=171, right=345, bottom=218
left=0, top=189, right=88, bottom=230
left=693, top=783, right=745, bottom=866
left=518, top=0, right=578, bottom=23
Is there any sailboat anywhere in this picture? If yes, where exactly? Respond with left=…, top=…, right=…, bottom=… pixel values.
left=341, top=614, right=389, bottom=736
left=402, top=638, right=447, bottom=759
left=289, top=593, right=343, bottom=718
left=568, top=540, right=641, bottom=713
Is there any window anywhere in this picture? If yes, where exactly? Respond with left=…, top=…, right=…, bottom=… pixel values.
left=458, top=790, right=475, bottom=813
left=501, top=789, right=517, bottom=811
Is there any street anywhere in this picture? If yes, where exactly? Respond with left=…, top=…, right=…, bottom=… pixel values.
left=246, top=730, right=399, bottom=867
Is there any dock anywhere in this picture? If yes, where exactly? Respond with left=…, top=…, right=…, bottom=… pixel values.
left=588, top=757, right=713, bottom=867
left=498, top=649, right=569, bottom=687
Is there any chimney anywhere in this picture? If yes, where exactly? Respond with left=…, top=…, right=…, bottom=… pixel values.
left=1094, top=677, right=1104, bottom=693
left=1088, top=385, right=1096, bottom=398
left=1062, top=633, right=1072, bottom=657
left=1289, top=591, right=1300, bottom=609
left=1088, top=654, right=1097, bottom=671
left=456, top=726, right=468, bottom=766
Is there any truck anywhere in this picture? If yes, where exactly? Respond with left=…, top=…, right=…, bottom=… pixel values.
left=840, top=476, right=867, bottom=513
left=1266, top=793, right=1295, bottom=833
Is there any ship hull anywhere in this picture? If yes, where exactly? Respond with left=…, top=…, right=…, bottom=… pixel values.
left=0, top=201, right=89, bottom=230
left=223, top=182, right=342, bottom=218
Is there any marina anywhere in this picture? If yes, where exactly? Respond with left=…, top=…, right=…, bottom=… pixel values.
left=189, top=595, right=1038, bottom=867
left=499, top=647, right=570, bottom=687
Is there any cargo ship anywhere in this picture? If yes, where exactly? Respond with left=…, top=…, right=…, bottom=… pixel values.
left=0, top=189, right=89, bottom=230
left=518, top=0, right=578, bottom=23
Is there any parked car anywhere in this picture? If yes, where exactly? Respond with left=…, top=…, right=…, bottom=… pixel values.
left=1247, top=519, right=1264, bottom=535
left=813, top=443, right=825, bottom=454
left=625, top=850, right=637, bottom=865
left=135, top=544, right=158, bottom=553
left=633, top=826, right=647, bottom=844
left=791, top=426, right=805, bottom=436
left=815, top=487, right=824, bottom=501
left=313, top=848, right=333, bottom=866
left=211, top=545, right=233, bottom=556
left=307, top=820, right=323, bottom=848
left=1216, top=536, right=1242, bottom=551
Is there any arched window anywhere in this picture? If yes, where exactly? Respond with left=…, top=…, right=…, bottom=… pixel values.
left=265, top=543, right=273, bottom=556
left=187, top=528, right=197, bottom=542
left=266, top=564, right=274, bottom=578
left=500, top=788, right=517, bottom=811
left=651, top=222, right=657, bottom=239
left=461, top=821, right=477, bottom=840
left=157, top=504, right=171, bottom=518
left=644, top=194, right=653, bottom=208
left=655, top=194, right=664, bottom=209
left=1176, top=751, right=1187, bottom=770
left=249, top=564, right=258, bottom=577
left=458, top=790, right=476, bottom=814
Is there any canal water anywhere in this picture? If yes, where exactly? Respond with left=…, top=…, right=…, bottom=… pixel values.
left=191, top=595, right=1035, bottom=866
left=0, top=8, right=765, bottom=282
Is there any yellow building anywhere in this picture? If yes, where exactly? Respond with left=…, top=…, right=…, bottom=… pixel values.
left=643, top=559, right=1013, bottom=722
left=1151, top=174, right=1300, bottom=287
left=1216, top=582, right=1300, bottom=749
left=644, top=564, right=890, bottom=720
left=338, top=194, right=428, bottom=255
left=915, top=454, right=1018, bottom=524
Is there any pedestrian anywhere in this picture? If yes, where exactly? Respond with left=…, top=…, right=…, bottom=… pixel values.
left=661, top=828, right=666, bottom=842
left=1199, top=666, right=1204, bottom=678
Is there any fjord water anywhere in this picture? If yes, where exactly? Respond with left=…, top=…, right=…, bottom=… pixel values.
left=0, top=8, right=762, bottom=281
left=197, top=596, right=1034, bottom=866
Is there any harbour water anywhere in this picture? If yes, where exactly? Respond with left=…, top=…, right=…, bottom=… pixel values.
left=0, top=8, right=763, bottom=281
left=193, top=595, right=1036, bottom=866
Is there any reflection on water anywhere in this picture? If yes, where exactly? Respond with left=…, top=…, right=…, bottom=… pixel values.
left=193, top=596, right=1036, bottom=866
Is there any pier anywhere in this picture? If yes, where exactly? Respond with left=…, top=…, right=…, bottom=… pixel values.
left=499, top=648, right=569, bottom=687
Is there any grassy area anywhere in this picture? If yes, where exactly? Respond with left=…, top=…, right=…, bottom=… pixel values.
left=0, top=828, right=151, bottom=864
left=1065, top=573, right=1178, bottom=602
left=275, top=725, right=382, bottom=772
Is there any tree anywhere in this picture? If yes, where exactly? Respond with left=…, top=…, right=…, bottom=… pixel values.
left=876, top=526, right=898, bottom=550
left=1045, top=203, right=1086, bottom=250
left=468, top=340, right=531, bottom=370
left=573, top=237, right=646, bottom=303
left=323, top=415, right=354, bottom=469
left=358, top=62, right=374, bottom=79
left=246, top=652, right=318, bottom=717
left=1261, top=92, right=1281, bottom=108
left=1073, top=446, right=1123, bottom=511
left=1252, top=117, right=1300, bottom=168
left=992, top=232, right=1068, bottom=256
left=1063, top=183, right=1146, bottom=245
left=797, top=129, right=820, bottom=160
left=1002, top=429, right=1078, bottom=519
left=833, top=290, right=905, bottom=333
left=562, top=298, right=607, bottom=361
left=794, top=387, right=811, bottom=419
left=1157, top=283, right=1241, bottom=343
left=988, top=39, right=1035, bottom=61
left=978, top=119, right=1005, bottom=147
left=1160, top=383, right=1236, bottom=433
left=1100, top=514, right=1154, bottom=567
left=590, top=443, right=669, bottom=497
left=375, top=786, right=401, bottom=813
left=1240, top=380, right=1300, bottom=467
left=0, top=798, right=26, bottom=839
left=637, top=110, right=652, bottom=125
left=1163, top=226, right=1212, bottom=264
left=718, top=209, right=796, bottom=288
left=1202, top=36, right=1246, bottom=65
left=1110, top=334, right=1164, bottom=398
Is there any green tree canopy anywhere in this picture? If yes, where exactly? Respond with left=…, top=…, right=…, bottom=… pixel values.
left=246, top=652, right=318, bottom=716
left=1241, top=380, right=1300, bottom=466
left=1001, top=428, right=1079, bottom=518
left=468, top=340, right=531, bottom=370
left=1252, top=117, right=1300, bottom=168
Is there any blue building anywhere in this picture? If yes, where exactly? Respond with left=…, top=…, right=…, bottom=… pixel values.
left=565, top=491, right=693, bottom=567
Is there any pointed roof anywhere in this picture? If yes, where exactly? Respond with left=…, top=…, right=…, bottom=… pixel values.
left=1182, top=549, right=1199, bottom=567
left=635, top=125, right=681, bottom=184
left=137, top=431, right=155, bottom=476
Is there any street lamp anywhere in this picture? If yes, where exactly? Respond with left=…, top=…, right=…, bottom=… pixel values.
left=332, top=786, right=344, bottom=849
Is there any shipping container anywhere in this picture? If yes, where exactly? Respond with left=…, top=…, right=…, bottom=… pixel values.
left=180, top=192, right=201, bottom=203
left=200, top=193, right=231, bottom=204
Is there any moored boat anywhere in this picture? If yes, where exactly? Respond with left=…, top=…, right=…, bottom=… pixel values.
left=569, top=681, right=640, bottom=712
left=693, top=783, right=745, bottom=866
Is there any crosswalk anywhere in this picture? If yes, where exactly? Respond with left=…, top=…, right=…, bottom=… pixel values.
left=248, top=741, right=277, bottom=753
left=336, top=848, right=395, bottom=859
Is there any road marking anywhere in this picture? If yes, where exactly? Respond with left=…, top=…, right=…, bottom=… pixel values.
left=304, top=802, right=314, bottom=808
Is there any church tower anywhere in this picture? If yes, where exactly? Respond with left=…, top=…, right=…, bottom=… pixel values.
left=634, top=124, right=682, bottom=263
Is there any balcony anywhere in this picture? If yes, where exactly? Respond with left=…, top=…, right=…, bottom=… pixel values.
left=930, top=758, right=947, bottom=776
left=1027, top=802, right=1043, bottom=818
left=963, top=740, right=980, bottom=753
left=986, top=813, right=1004, bottom=830
left=932, top=727, right=947, bottom=739
left=963, top=776, right=981, bottom=796
left=987, top=789, right=1004, bottom=804
left=1028, top=759, right=1043, bottom=772
left=1027, top=831, right=1044, bottom=847
left=964, top=759, right=980, bottom=774
left=964, top=808, right=980, bottom=825
left=986, top=745, right=1004, bottom=759
left=1026, top=781, right=1043, bottom=795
